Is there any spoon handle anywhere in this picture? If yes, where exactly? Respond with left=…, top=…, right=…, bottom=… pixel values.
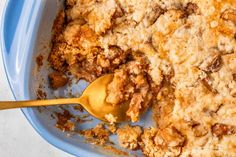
left=0, top=98, right=81, bottom=110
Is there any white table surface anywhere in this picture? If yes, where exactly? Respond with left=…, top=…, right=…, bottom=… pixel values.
left=0, top=1, right=72, bottom=157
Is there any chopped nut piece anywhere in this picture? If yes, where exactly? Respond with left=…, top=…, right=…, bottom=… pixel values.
left=49, top=72, right=69, bottom=89
left=199, top=53, right=222, bottom=73
left=200, top=73, right=218, bottom=94
left=212, top=123, right=235, bottom=138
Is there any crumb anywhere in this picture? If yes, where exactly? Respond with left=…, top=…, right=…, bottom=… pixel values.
left=75, top=116, right=92, bottom=123
left=73, top=105, right=84, bottom=112
left=55, top=110, right=75, bottom=132
left=79, top=123, right=110, bottom=145
left=50, top=114, right=55, bottom=119
left=36, top=54, right=43, bottom=70
left=36, top=89, right=47, bottom=100
left=107, top=124, right=117, bottom=134
left=105, top=113, right=117, bottom=124
left=49, top=72, right=69, bottom=89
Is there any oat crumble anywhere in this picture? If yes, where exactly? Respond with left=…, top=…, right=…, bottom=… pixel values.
left=48, top=0, right=236, bottom=156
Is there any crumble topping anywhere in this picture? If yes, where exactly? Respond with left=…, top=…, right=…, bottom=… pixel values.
left=117, top=125, right=142, bottom=150
left=48, top=0, right=236, bottom=156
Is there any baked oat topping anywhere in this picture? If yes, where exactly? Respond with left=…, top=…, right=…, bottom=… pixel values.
left=49, top=0, right=236, bottom=156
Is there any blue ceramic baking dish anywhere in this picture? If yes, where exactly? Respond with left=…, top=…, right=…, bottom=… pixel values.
left=0, top=1, right=148, bottom=156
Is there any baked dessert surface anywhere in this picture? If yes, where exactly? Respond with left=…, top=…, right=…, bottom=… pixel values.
left=49, top=0, right=236, bottom=156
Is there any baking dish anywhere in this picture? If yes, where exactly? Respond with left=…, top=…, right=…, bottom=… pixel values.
left=0, top=1, right=150, bottom=156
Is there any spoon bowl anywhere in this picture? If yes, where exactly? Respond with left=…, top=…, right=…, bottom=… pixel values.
left=0, top=74, right=129, bottom=123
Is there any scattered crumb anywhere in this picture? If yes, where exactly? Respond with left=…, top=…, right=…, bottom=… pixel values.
left=73, top=105, right=84, bottom=112
left=75, top=115, right=93, bottom=123
left=107, top=124, right=117, bottom=134
left=79, top=123, right=110, bottom=145
left=55, top=110, right=75, bottom=132
left=50, top=114, right=56, bottom=119
left=36, top=89, right=47, bottom=100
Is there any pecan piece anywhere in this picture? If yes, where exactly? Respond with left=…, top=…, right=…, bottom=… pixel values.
left=212, top=123, right=235, bottom=138
left=200, top=74, right=218, bottom=94
left=199, top=53, right=222, bottom=73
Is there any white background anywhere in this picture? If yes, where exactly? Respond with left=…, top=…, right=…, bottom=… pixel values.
left=0, top=1, right=72, bottom=157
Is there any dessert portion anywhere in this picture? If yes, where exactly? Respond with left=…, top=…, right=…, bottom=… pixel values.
left=48, top=0, right=236, bottom=156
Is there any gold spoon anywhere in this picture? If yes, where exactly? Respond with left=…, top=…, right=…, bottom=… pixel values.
left=0, top=74, right=129, bottom=122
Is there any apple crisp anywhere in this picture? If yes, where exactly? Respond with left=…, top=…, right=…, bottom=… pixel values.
left=49, top=0, right=236, bottom=156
